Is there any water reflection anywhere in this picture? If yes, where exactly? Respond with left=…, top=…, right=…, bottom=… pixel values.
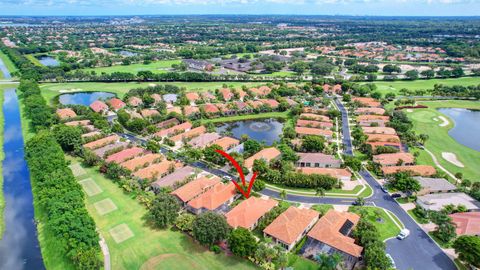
left=58, top=91, right=115, bottom=106
left=216, top=118, right=284, bottom=146
left=438, top=108, right=480, bottom=152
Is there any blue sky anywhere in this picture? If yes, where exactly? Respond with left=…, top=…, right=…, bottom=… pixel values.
left=0, top=0, right=479, bottom=16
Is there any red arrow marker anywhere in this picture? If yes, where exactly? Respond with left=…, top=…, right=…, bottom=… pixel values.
left=215, top=149, right=257, bottom=198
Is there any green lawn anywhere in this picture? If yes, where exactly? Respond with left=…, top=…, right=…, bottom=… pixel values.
left=25, top=54, right=43, bottom=66
left=311, top=204, right=333, bottom=215
left=259, top=71, right=297, bottom=77
left=349, top=206, right=402, bottom=241
left=201, top=111, right=290, bottom=124
left=69, top=158, right=257, bottom=270
left=288, top=255, right=318, bottom=270
left=371, top=77, right=480, bottom=95
left=81, top=59, right=182, bottom=74
left=407, top=100, right=480, bottom=182
left=39, top=81, right=262, bottom=103
left=407, top=209, right=429, bottom=224
left=0, top=51, right=19, bottom=78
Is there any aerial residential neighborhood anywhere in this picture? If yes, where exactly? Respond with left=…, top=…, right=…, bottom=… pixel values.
left=0, top=2, right=480, bottom=270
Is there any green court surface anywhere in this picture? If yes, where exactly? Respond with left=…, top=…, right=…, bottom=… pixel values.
left=109, top=223, right=135, bottom=244
left=69, top=163, right=86, bottom=177
left=79, top=178, right=103, bottom=196
left=93, top=198, right=118, bottom=216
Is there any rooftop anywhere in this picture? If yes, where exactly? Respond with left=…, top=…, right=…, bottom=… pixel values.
left=417, top=192, right=480, bottom=211
left=171, top=176, right=220, bottom=202
left=225, top=197, right=278, bottom=229
left=187, top=182, right=237, bottom=211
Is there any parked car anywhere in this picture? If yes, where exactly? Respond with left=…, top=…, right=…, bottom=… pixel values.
left=397, top=229, right=410, bottom=240
left=391, top=193, right=401, bottom=199
left=386, top=254, right=396, bottom=269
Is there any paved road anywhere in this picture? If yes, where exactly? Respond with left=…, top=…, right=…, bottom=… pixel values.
left=335, top=99, right=354, bottom=155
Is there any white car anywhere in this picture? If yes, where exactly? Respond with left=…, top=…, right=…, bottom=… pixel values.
left=397, top=229, right=410, bottom=240
left=386, top=254, right=396, bottom=269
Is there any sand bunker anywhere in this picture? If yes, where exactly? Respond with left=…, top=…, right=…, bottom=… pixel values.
left=59, top=88, right=83, bottom=93
left=438, top=116, right=449, bottom=127
left=442, top=152, right=464, bottom=168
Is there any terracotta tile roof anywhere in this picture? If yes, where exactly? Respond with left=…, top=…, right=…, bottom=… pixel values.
left=219, top=88, right=234, bottom=101
left=201, top=92, right=216, bottom=101
left=120, top=153, right=163, bottom=171
left=156, top=118, right=179, bottom=129
left=244, top=147, right=281, bottom=169
left=107, top=98, right=126, bottom=110
left=225, top=197, right=278, bottom=229
left=153, top=166, right=196, bottom=188
left=183, top=105, right=200, bottom=116
left=367, top=134, right=401, bottom=143
left=250, top=86, right=271, bottom=96
left=237, top=89, right=248, bottom=100
left=373, top=153, right=415, bottom=166
left=210, top=136, right=240, bottom=151
left=300, top=113, right=331, bottom=122
left=367, top=141, right=402, bottom=150
left=362, top=127, right=397, bottom=135
left=215, top=103, right=231, bottom=113
left=106, top=147, right=144, bottom=164
left=171, top=176, right=220, bottom=203
left=141, top=109, right=160, bottom=118
left=171, top=126, right=206, bottom=142
left=285, top=98, right=298, bottom=106
left=353, top=97, right=381, bottom=107
left=155, top=122, right=192, bottom=137
left=259, top=99, right=279, bottom=108
left=56, top=108, right=77, bottom=119
left=303, top=107, right=328, bottom=115
left=188, top=132, right=222, bottom=148
left=65, top=120, right=90, bottom=126
left=187, top=182, right=237, bottom=211
left=128, top=96, right=143, bottom=107
left=357, top=115, right=390, bottom=122
left=83, top=134, right=119, bottom=150
left=295, top=127, right=333, bottom=137
left=81, top=131, right=101, bottom=138
left=133, top=160, right=176, bottom=180
left=297, top=168, right=352, bottom=180
left=307, top=210, right=363, bottom=257
left=246, top=100, right=263, bottom=109
left=151, top=93, right=162, bottom=103
left=90, top=100, right=108, bottom=113
left=167, top=106, right=182, bottom=115
left=186, top=92, right=200, bottom=102
left=235, top=101, right=248, bottom=110
left=297, top=153, right=341, bottom=166
left=296, top=119, right=333, bottom=129
left=355, top=107, right=386, bottom=115
left=381, top=165, right=436, bottom=176
left=449, top=212, right=480, bottom=236
left=263, top=206, right=319, bottom=245
left=203, top=103, right=220, bottom=114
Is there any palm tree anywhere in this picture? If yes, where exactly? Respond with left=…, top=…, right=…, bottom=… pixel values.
left=314, top=253, right=342, bottom=270
left=279, top=189, right=287, bottom=200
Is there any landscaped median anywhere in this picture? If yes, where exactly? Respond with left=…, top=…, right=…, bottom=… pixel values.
left=349, top=206, right=404, bottom=241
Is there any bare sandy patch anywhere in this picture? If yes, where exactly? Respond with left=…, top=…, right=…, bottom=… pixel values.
left=442, top=152, right=464, bottom=168
left=59, top=88, right=83, bottom=93
left=438, top=116, right=449, bottom=127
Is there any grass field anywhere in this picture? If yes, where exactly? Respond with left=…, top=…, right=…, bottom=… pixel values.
left=0, top=86, right=5, bottom=238
left=39, top=81, right=263, bottom=103
left=25, top=54, right=43, bottom=66
left=407, top=100, right=480, bottom=182
left=69, top=158, right=258, bottom=270
left=81, top=59, right=182, bottom=74
left=0, top=51, right=19, bottom=78
left=371, top=77, right=480, bottom=95
left=349, top=206, right=402, bottom=241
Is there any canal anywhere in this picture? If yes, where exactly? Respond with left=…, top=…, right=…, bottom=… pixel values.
left=0, top=66, right=45, bottom=267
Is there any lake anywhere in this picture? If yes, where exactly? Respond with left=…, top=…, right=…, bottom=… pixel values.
left=216, top=118, right=284, bottom=146
left=0, top=89, right=45, bottom=269
left=438, top=108, right=480, bottom=152
left=58, top=91, right=116, bottom=106
left=37, top=56, right=60, bottom=67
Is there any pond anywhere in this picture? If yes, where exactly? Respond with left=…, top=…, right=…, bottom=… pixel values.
left=215, top=118, right=284, bottom=146
left=58, top=91, right=116, bottom=106
left=37, top=56, right=60, bottom=67
left=0, top=89, right=45, bottom=269
left=438, top=108, right=480, bottom=152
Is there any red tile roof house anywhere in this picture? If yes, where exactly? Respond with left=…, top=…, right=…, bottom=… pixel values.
left=133, top=160, right=177, bottom=182
left=244, top=147, right=282, bottom=170
left=210, top=136, right=240, bottom=152
left=367, top=134, right=401, bottom=144
left=152, top=165, right=196, bottom=189
left=246, top=100, right=264, bottom=109
left=156, top=118, right=180, bottom=129
left=234, top=101, right=252, bottom=113
left=154, top=122, right=192, bottom=138
left=357, top=115, right=390, bottom=122
left=449, top=212, right=480, bottom=236
left=381, top=165, right=437, bottom=177
left=355, top=107, right=386, bottom=115
left=358, top=120, right=388, bottom=127
left=225, top=197, right=278, bottom=230
left=186, top=92, right=201, bottom=104
left=296, top=119, right=333, bottom=130
left=186, top=182, right=238, bottom=215
left=170, top=126, right=207, bottom=145
left=56, top=108, right=77, bottom=120
left=65, top=120, right=91, bottom=127
left=263, top=206, right=319, bottom=251
left=298, top=167, right=352, bottom=182
left=82, top=131, right=102, bottom=139
left=128, top=96, right=143, bottom=107
left=300, top=113, right=331, bottom=122
left=259, top=99, right=280, bottom=109
left=295, top=127, right=333, bottom=140
left=219, top=88, right=234, bottom=101
left=362, top=127, right=397, bottom=135
left=202, top=103, right=220, bottom=115
left=120, top=153, right=163, bottom=172
left=296, top=153, right=341, bottom=168
left=303, top=210, right=363, bottom=269
left=90, top=100, right=109, bottom=114
left=105, top=147, right=145, bottom=164
left=83, top=134, right=119, bottom=150
left=93, top=141, right=129, bottom=159
left=368, top=141, right=403, bottom=152
left=171, top=176, right=221, bottom=205
left=188, top=133, right=222, bottom=149
left=141, top=109, right=160, bottom=118
left=352, top=97, right=381, bottom=108
left=183, top=105, right=200, bottom=117
left=303, top=107, right=329, bottom=115
left=107, top=98, right=126, bottom=111
left=249, top=86, right=271, bottom=97
left=373, top=153, right=415, bottom=167
left=201, top=92, right=216, bottom=101
left=237, top=89, right=248, bottom=101
left=215, top=103, right=235, bottom=116
left=151, top=93, right=163, bottom=105
left=167, top=106, right=182, bottom=115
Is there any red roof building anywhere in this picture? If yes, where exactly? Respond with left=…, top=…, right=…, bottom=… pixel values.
left=107, top=98, right=126, bottom=111
left=90, top=100, right=108, bottom=113
left=225, top=197, right=278, bottom=230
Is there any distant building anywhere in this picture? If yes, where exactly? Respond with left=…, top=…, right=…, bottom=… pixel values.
left=296, top=153, right=341, bottom=168
left=413, top=176, right=457, bottom=196
left=417, top=192, right=480, bottom=212
left=183, top=59, right=213, bottom=71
